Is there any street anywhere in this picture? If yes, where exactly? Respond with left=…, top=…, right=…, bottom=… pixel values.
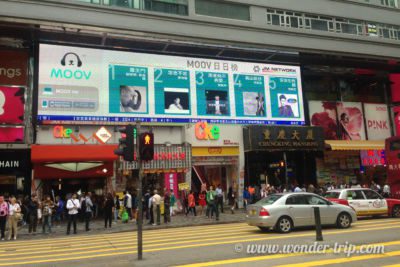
left=0, top=217, right=399, bottom=267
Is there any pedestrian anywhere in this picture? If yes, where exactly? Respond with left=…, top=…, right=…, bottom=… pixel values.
left=54, top=196, right=64, bottom=226
left=170, top=190, right=176, bottom=217
left=383, top=183, right=391, bottom=198
left=66, top=193, right=80, bottom=235
left=84, top=192, right=94, bottom=231
left=216, top=184, right=224, bottom=213
left=187, top=191, right=196, bottom=216
left=123, top=191, right=132, bottom=221
left=114, top=194, right=120, bottom=222
left=7, top=197, right=21, bottom=240
left=148, top=191, right=154, bottom=225
left=243, top=187, right=250, bottom=209
left=0, top=195, right=9, bottom=241
left=163, top=189, right=171, bottom=223
left=152, top=190, right=161, bottom=226
left=144, top=190, right=150, bottom=220
left=181, top=190, right=189, bottom=216
left=198, top=190, right=207, bottom=216
left=228, top=187, right=236, bottom=214
left=206, top=186, right=218, bottom=221
left=42, top=195, right=54, bottom=234
left=28, top=194, right=39, bottom=234
left=104, top=193, right=114, bottom=229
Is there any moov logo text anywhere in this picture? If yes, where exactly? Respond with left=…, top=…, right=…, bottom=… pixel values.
left=50, top=52, right=92, bottom=80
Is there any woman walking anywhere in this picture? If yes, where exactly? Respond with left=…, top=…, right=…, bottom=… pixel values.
left=8, top=197, right=21, bottom=240
left=104, top=193, right=115, bottom=229
left=198, top=191, right=207, bottom=216
left=186, top=191, right=196, bottom=216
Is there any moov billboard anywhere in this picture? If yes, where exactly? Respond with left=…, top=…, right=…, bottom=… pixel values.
left=38, top=44, right=305, bottom=125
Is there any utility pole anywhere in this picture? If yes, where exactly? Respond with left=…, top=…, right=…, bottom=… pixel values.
left=136, top=120, right=143, bottom=260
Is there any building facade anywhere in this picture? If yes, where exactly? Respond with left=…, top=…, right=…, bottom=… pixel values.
left=0, top=0, right=399, bottom=202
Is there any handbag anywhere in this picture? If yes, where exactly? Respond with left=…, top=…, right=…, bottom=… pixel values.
left=14, top=212, right=22, bottom=221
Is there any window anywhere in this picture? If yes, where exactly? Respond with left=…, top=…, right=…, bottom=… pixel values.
left=75, top=0, right=100, bottom=3
left=195, top=0, right=250, bottom=21
left=306, top=195, right=329, bottom=205
left=363, top=190, right=382, bottom=199
left=144, top=0, right=188, bottom=15
left=286, top=195, right=308, bottom=205
left=257, top=194, right=283, bottom=205
left=346, top=190, right=365, bottom=200
left=324, top=191, right=340, bottom=199
left=104, top=0, right=139, bottom=8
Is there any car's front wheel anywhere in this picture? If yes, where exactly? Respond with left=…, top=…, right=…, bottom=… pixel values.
left=337, top=213, right=352, bottom=229
left=392, top=205, right=400, bottom=218
left=275, top=216, right=293, bottom=233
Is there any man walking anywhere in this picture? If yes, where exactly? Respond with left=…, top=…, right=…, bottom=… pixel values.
left=84, top=192, right=94, bottom=231
left=66, top=194, right=80, bottom=235
left=216, top=184, right=224, bottom=213
left=163, top=188, right=171, bottom=223
left=123, top=191, right=132, bottom=220
left=206, top=186, right=219, bottom=221
left=152, top=190, right=161, bottom=226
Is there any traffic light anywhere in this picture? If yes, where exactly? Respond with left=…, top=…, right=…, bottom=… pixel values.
left=114, top=125, right=135, bottom=161
left=140, top=132, right=154, bottom=161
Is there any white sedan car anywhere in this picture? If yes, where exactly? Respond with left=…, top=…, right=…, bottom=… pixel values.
left=246, top=192, right=357, bottom=233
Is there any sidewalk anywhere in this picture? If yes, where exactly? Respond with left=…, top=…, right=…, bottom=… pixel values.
left=10, top=209, right=246, bottom=240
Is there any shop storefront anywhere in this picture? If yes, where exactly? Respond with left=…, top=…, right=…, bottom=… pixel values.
left=185, top=122, right=244, bottom=196
left=243, top=125, right=325, bottom=188
left=0, top=149, right=31, bottom=196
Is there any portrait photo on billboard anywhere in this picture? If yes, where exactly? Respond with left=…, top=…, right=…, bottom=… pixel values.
left=164, top=88, right=190, bottom=114
left=242, top=92, right=265, bottom=117
left=276, top=94, right=299, bottom=118
left=337, top=102, right=365, bottom=140
left=0, top=86, right=24, bottom=124
left=119, top=85, right=147, bottom=113
left=205, top=90, right=229, bottom=116
left=309, top=101, right=338, bottom=140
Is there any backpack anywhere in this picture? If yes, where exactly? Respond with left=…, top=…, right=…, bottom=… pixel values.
left=80, top=199, right=87, bottom=212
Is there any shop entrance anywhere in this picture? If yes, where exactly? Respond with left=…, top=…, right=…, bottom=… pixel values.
left=41, top=177, right=107, bottom=198
left=245, top=151, right=318, bottom=189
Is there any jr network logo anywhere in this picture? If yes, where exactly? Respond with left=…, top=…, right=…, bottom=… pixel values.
left=50, top=52, right=92, bottom=80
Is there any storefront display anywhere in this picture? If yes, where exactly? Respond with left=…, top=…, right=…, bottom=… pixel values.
left=0, top=149, right=31, bottom=196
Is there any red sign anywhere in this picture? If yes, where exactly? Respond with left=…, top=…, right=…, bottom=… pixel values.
left=0, top=50, right=29, bottom=86
left=360, top=149, right=386, bottom=166
left=0, top=86, right=24, bottom=124
left=132, top=152, right=186, bottom=161
left=0, top=127, right=24, bottom=143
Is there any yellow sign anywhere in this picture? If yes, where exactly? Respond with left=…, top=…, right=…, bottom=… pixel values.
left=178, top=182, right=190, bottom=191
left=192, top=146, right=239, bottom=156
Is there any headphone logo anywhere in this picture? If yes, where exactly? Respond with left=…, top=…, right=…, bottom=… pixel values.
left=60, top=52, right=82, bottom=67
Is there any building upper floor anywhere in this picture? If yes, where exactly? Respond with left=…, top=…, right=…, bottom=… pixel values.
left=0, top=0, right=400, bottom=60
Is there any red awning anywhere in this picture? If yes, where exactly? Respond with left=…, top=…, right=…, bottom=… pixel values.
left=31, top=145, right=118, bottom=163
left=34, top=162, right=113, bottom=179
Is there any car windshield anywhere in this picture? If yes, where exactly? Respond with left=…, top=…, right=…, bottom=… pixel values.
left=324, top=192, right=340, bottom=198
left=256, top=194, right=282, bottom=205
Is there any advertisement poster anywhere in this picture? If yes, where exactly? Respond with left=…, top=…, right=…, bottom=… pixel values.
left=233, top=74, right=266, bottom=117
left=0, top=50, right=29, bottom=86
left=270, top=77, right=300, bottom=119
left=38, top=44, right=305, bottom=125
left=363, top=103, right=391, bottom=140
left=0, top=86, right=24, bottom=124
left=309, top=101, right=338, bottom=140
left=336, top=102, right=366, bottom=140
left=393, top=106, right=400, bottom=136
left=0, top=127, right=24, bottom=143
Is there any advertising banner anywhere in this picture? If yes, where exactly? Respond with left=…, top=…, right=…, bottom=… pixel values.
left=0, top=86, right=24, bottom=124
left=0, top=50, right=29, bottom=86
left=38, top=44, right=305, bottom=125
left=336, top=102, right=366, bottom=140
left=309, top=101, right=338, bottom=140
left=363, top=103, right=391, bottom=140
left=0, top=127, right=24, bottom=143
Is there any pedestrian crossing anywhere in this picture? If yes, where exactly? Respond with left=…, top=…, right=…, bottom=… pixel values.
left=0, top=218, right=398, bottom=266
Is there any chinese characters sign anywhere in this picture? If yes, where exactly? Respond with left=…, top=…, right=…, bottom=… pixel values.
left=243, top=126, right=325, bottom=151
left=360, top=150, right=386, bottom=166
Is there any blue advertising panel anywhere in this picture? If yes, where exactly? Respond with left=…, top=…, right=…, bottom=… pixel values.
left=154, top=68, right=191, bottom=116
left=38, top=44, right=305, bottom=125
left=196, top=72, right=230, bottom=116
left=233, top=74, right=266, bottom=117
